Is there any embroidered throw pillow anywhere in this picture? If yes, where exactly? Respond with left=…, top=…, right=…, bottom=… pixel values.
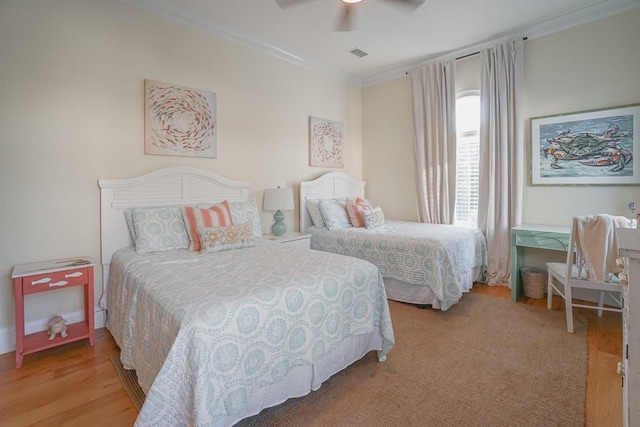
left=346, top=197, right=372, bottom=227
left=228, top=200, right=262, bottom=238
left=132, top=207, right=189, bottom=253
left=198, top=222, right=256, bottom=253
left=181, top=201, right=233, bottom=251
left=363, top=206, right=385, bottom=229
left=319, top=199, right=351, bottom=230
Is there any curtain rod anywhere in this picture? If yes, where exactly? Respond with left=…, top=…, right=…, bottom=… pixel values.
left=405, top=37, right=528, bottom=75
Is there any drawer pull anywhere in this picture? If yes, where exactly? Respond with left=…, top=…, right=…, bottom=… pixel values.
left=49, top=281, right=68, bottom=287
left=65, top=272, right=83, bottom=278
left=31, top=277, right=51, bottom=285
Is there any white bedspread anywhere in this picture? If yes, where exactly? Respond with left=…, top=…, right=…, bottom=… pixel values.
left=310, top=220, right=487, bottom=310
left=107, top=242, right=394, bottom=426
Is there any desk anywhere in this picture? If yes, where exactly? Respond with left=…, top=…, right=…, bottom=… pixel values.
left=510, top=224, right=570, bottom=301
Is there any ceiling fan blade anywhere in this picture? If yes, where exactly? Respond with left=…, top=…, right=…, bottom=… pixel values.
left=274, top=0, right=317, bottom=9
left=381, top=0, right=426, bottom=12
left=335, top=3, right=356, bottom=32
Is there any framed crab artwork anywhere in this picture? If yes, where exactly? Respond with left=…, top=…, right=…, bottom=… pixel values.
left=531, top=104, right=640, bottom=185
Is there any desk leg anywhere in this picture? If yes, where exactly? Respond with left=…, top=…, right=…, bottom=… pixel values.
left=511, top=243, right=523, bottom=302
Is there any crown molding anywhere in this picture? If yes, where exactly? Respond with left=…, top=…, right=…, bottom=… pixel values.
left=121, top=0, right=362, bottom=86
left=361, top=0, right=640, bottom=87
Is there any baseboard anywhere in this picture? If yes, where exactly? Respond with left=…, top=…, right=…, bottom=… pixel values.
left=0, top=307, right=106, bottom=356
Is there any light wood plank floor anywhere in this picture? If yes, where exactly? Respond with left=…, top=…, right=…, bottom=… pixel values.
left=0, top=286, right=622, bottom=426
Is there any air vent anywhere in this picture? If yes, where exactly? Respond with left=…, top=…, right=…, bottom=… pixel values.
left=349, top=48, right=368, bottom=58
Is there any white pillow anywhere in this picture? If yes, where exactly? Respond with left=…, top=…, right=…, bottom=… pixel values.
left=132, top=207, right=189, bottom=253
left=228, top=200, right=262, bottom=238
left=319, top=199, right=351, bottom=230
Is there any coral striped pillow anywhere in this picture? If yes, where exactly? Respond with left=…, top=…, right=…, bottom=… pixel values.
left=181, top=201, right=233, bottom=251
left=346, top=197, right=372, bottom=227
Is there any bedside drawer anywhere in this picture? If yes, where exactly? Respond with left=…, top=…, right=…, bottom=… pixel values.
left=22, top=268, right=89, bottom=294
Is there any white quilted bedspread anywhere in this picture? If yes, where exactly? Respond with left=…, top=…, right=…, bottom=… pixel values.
left=106, top=242, right=394, bottom=426
left=310, top=220, right=487, bottom=310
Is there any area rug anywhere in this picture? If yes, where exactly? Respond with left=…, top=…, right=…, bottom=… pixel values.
left=110, top=355, right=144, bottom=411
left=112, top=293, right=587, bottom=426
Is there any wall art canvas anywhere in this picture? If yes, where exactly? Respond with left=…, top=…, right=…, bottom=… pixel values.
left=144, top=79, right=217, bottom=158
left=531, top=104, right=640, bottom=185
left=309, top=116, right=344, bottom=168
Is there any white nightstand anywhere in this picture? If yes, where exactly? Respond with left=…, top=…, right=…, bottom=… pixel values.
left=265, top=232, right=311, bottom=249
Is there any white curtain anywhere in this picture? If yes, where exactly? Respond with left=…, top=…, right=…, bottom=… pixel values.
left=410, top=59, right=457, bottom=224
left=477, top=39, right=524, bottom=285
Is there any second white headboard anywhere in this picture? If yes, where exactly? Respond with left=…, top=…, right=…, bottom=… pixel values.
left=299, top=172, right=365, bottom=232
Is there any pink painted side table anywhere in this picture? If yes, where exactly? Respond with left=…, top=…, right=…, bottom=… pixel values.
left=12, top=257, right=95, bottom=368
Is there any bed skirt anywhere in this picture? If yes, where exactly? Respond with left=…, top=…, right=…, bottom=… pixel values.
left=383, top=266, right=482, bottom=309
left=213, top=327, right=384, bottom=426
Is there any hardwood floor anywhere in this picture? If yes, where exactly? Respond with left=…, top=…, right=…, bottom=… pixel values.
left=0, top=286, right=622, bottom=426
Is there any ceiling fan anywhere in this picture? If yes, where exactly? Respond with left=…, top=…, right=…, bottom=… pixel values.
left=275, top=0, right=426, bottom=32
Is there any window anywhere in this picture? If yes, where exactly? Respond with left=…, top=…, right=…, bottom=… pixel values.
left=455, top=91, right=480, bottom=227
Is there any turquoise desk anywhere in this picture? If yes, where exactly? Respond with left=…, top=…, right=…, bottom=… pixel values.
left=510, top=224, right=570, bottom=301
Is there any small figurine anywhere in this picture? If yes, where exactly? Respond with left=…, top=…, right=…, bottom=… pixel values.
left=48, top=315, right=68, bottom=340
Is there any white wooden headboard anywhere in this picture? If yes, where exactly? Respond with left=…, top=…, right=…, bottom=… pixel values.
left=98, top=167, right=250, bottom=306
left=299, top=172, right=365, bottom=232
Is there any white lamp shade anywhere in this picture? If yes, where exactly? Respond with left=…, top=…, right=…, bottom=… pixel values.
left=263, top=187, right=294, bottom=211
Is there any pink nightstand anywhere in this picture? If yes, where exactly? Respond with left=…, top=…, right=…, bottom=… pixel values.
left=12, top=257, right=95, bottom=368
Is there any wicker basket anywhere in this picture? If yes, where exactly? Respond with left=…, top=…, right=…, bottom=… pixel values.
left=520, top=267, right=547, bottom=299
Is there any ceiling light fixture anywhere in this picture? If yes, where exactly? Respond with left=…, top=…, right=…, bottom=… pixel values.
left=342, top=0, right=363, bottom=3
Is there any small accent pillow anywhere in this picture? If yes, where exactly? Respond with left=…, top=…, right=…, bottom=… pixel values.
left=306, top=199, right=325, bottom=228
left=319, top=199, right=351, bottom=230
left=181, top=201, right=233, bottom=251
left=346, top=197, right=372, bottom=227
left=132, top=207, right=189, bottom=254
left=198, top=222, right=256, bottom=253
left=363, top=206, right=385, bottom=229
left=228, top=200, right=262, bottom=238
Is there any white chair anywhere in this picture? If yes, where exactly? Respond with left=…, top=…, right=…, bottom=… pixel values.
left=546, top=214, right=626, bottom=333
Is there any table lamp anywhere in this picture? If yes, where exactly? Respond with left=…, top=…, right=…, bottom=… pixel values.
left=263, top=187, right=295, bottom=236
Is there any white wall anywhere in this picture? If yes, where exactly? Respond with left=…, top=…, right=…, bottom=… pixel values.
left=362, top=77, right=418, bottom=221
left=0, top=0, right=362, bottom=353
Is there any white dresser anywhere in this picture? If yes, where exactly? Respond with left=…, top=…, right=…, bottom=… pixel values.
left=618, top=229, right=640, bottom=427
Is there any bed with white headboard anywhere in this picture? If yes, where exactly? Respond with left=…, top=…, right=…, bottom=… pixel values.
left=98, top=167, right=394, bottom=426
left=300, top=172, right=488, bottom=311
left=99, top=166, right=250, bottom=306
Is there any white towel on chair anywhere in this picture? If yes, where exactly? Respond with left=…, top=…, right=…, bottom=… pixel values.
left=574, top=214, right=629, bottom=282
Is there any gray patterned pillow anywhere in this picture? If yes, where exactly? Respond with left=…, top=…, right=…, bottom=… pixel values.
left=319, top=199, right=352, bottom=230
left=132, top=207, right=189, bottom=253
left=123, top=209, right=137, bottom=240
left=228, top=200, right=262, bottom=237
left=306, top=199, right=326, bottom=228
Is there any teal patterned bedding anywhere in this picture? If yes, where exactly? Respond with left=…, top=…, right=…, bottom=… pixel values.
left=107, top=242, right=394, bottom=426
left=310, top=220, right=487, bottom=311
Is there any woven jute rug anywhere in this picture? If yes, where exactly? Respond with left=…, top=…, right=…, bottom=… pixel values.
left=110, top=356, right=145, bottom=411
left=112, top=293, right=587, bottom=426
